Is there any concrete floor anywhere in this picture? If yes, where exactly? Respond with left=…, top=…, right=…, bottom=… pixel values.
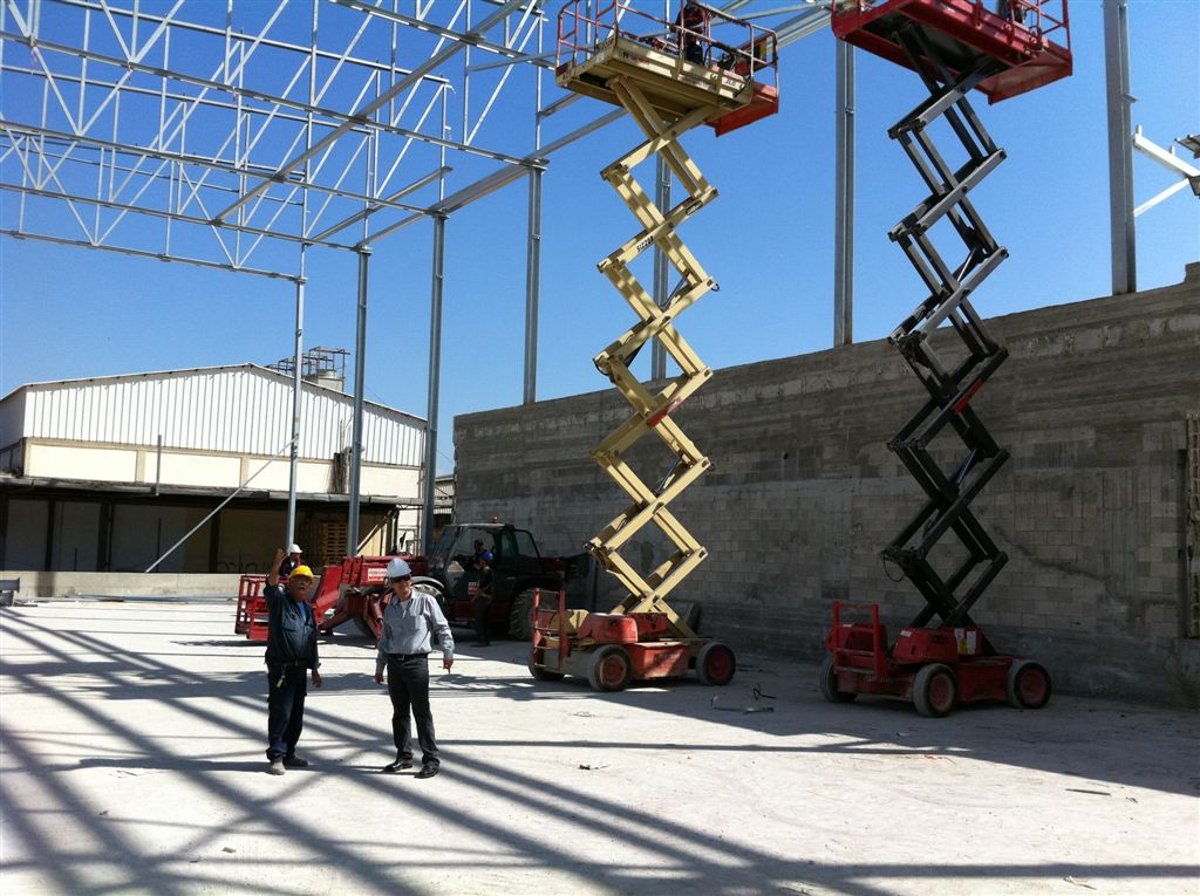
left=1, top=599, right=1197, bottom=896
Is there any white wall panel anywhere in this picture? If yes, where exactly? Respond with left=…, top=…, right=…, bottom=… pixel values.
left=158, top=453, right=242, bottom=488
left=360, top=465, right=421, bottom=499
left=27, top=443, right=138, bottom=482
left=12, top=366, right=425, bottom=468
left=0, top=391, right=26, bottom=448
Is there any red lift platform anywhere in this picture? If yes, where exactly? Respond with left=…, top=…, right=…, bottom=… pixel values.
left=820, top=1, right=1070, bottom=716
left=831, top=0, right=1071, bottom=103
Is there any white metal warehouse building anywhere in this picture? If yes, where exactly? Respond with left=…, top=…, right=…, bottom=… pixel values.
left=0, top=364, right=426, bottom=574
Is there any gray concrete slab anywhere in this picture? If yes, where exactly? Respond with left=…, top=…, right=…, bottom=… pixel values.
left=1, top=600, right=1197, bottom=896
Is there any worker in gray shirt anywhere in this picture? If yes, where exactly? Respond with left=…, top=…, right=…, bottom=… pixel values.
left=374, top=556, right=455, bottom=779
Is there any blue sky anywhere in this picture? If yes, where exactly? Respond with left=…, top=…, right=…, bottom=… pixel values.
left=2, top=1, right=1197, bottom=476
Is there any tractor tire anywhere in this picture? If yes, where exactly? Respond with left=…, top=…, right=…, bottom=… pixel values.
left=696, top=641, right=736, bottom=686
left=1006, top=659, right=1052, bottom=710
left=412, top=580, right=447, bottom=645
left=587, top=645, right=632, bottom=692
left=412, top=580, right=446, bottom=613
left=913, top=663, right=958, bottom=718
left=818, top=655, right=856, bottom=703
left=353, top=617, right=376, bottom=639
left=508, top=588, right=537, bottom=640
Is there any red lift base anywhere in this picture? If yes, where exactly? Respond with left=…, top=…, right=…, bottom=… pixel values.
left=528, top=589, right=736, bottom=692
left=820, top=602, right=1051, bottom=717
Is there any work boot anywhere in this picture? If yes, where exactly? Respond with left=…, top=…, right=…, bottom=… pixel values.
left=268, top=759, right=286, bottom=776
left=283, top=755, right=309, bottom=769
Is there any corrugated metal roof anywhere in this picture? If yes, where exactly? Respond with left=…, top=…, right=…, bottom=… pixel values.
left=0, top=365, right=425, bottom=466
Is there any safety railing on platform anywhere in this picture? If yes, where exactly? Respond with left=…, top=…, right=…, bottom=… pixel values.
left=556, top=0, right=779, bottom=91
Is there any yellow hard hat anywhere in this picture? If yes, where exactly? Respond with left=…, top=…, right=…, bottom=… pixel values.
left=288, top=565, right=315, bottom=581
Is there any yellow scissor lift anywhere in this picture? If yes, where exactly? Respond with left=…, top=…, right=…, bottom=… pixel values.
left=529, top=1, right=779, bottom=691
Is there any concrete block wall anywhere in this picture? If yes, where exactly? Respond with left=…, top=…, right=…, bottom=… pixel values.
left=455, top=266, right=1200, bottom=703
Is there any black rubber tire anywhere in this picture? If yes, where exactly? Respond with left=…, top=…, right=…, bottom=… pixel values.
left=508, top=588, right=537, bottom=640
left=913, top=663, right=958, bottom=718
left=587, top=645, right=632, bottom=692
left=1006, top=659, right=1052, bottom=709
left=818, top=655, right=857, bottom=703
left=412, top=580, right=445, bottom=610
left=696, top=641, right=736, bottom=686
left=528, top=650, right=565, bottom=682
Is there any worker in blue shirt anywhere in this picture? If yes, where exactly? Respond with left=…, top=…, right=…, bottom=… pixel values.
left=263, top=547, right=323, bottom=775
left=375, top=556, right=455, bottom=779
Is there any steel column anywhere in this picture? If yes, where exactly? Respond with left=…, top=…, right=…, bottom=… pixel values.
left=422, top=213, right=447, bottom=555
left=834, top=40, right=855, bottom=346
left=286, top=272, right=305, bottom=548
left=523, top=162, right=544, bottom=404
left=651, top=153, right=671, bottom=381
left=1103, top=0, right=1136, bottom=294
left=347, top=246, right=371, bottom=555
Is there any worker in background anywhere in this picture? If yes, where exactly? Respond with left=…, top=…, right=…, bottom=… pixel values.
left=375, top=556, right=455, bottom=779
left=279, top=543, right=303, bottom=577
left=263, top=547, right=323, bottom=776
left=471, top=551, right=496, bottom=647
left=675, top=0, right=711, bottom=65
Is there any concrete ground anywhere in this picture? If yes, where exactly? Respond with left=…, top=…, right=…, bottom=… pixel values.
left=1, top=600, right=1197, bottom=896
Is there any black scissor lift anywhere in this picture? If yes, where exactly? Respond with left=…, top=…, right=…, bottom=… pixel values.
left=821, top=0, right=1072, bottom=716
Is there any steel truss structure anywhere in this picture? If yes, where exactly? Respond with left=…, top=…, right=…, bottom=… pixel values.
left=1, top=0, right=829, bottom=553
left=0, top=0, right=555, bottom=276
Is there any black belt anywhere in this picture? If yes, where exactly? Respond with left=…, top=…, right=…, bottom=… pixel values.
left=388, top=652, right=429, bottom=660
left=269, top=660, right=309, bottom=669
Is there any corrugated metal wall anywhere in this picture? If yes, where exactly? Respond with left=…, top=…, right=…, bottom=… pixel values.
left=15, top=366, right=424, bottom=465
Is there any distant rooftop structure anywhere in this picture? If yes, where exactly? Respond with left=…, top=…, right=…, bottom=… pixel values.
left=266, top=347, right=350, bottom=394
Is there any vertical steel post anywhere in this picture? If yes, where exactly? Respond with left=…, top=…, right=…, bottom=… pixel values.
left=523, top=162, right=544, bottom=404
left=524, top=17, right=544, bottom=406
left=423, top=213, right=447, bottom=555
left=286, top=273, right=305, bottom=547
left=347, top=246, right=371, bottom=555
left=651, top=154, right=671, bottom=381
left=1103, top=0, right=1136, bottom=294
left=834, top=40, right=855, bottom=346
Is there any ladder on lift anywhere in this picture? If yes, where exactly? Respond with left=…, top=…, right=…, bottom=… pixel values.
left=528, top=1, right=778, bottom=691
left=822, top=0, right=1072, bottom=716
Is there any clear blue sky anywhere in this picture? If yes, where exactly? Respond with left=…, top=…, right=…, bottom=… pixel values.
left=2, top=1, right=1197, bottom=476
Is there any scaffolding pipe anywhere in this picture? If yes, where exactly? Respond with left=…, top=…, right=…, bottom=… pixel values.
left=347, top=246, right=371, bottom=554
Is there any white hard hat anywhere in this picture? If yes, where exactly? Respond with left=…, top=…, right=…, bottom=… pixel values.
left=386, top=557, right=412, bottom=579
left=287, top=544, right=302, bottom=554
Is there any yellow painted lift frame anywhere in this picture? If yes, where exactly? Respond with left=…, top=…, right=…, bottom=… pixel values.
left=532, top=2, right=778, bottom=689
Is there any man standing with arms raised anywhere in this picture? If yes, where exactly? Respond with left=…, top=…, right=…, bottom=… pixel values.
left=263, top=547, right=322, bottom=775
left=375, top=557, right=455, bottom=779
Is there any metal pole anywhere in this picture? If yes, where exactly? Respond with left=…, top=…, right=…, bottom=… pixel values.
left=286, top=273, right=305, bottom=546
left=523, top=162, right=545, bottom=404
left=422, top=214, right=447, bottom=555
left=347, top=246, right=371, bottom=555
left=1103, top=0, right=1136, bottom=294
left=523, top=17, right=544, bottom=406
left=651, top=153, right=670, bottom=381
left=833, top=39, right=855, bottom=346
